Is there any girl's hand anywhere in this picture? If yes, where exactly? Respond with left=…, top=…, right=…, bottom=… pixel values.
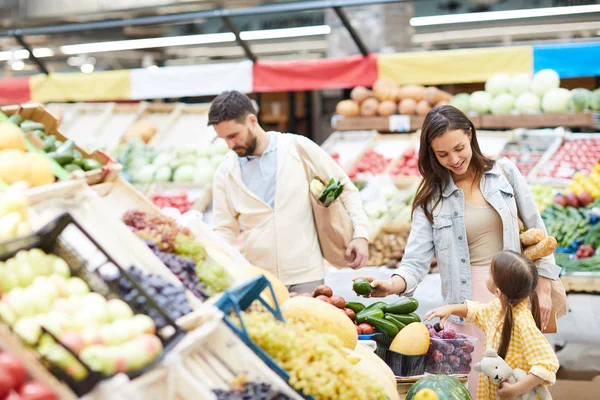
left=497, top=381, right=518, bottom=400
left=352, top=277, right=395, bottom=298
left=423, top=305, right=454, bottom=328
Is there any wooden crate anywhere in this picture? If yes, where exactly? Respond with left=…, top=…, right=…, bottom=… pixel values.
left=148, top=103, right=213, bottom=149
left=334, top=114, right=482, bottom=132
left=561, top=274, right=600, bottom=293
left=1, top=103, right=122, bottom=185
left=480, top=111, right=600, bottom=130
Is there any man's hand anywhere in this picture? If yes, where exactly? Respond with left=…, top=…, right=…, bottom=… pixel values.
left=346, top=238, right=369, bottom=269
left=536, top=277, right=553, bottom=330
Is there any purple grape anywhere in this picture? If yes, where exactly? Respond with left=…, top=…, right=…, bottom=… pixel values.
left=462, top=353, right=472, bottom=364
left=453, top=347, right=464, bottom=358
left=434, top=323, right=443, bottom=332
left=442, top=343, right=455, bottom=355
left=428, top=328, right=437, bottom=338
left=449, top=355, right=461, bottom=368
left=458, top=364, right=471, bottom=374
left=442, top=328, right=456, bottom=339
left=464, top=341, right=475, bottom=353
left=425, top=324, right=433, bottom=330
left=440, top=364, right=452, bottom=374
left=432, top=349, right=444, bottom=363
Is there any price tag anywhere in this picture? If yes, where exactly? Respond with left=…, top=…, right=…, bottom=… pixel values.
left=388, top=115, right=410, bottom=132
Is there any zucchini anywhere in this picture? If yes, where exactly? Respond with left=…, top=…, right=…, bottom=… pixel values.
left=82, top=158, right=102, bottom=171
left=43, top=136, right=57, bottom=152
left=355, top=308, right=384, bottom=324
left=353, top=278, right=374, bottom=295
left=408, top=312, right=421, bottom=322
left=384, top=298, right=419, bottom=314
left=345, top=302, right=366, bottom=314
left=32, top=129, right=46, bottom=139
left=20, top=120, right=46, bottom=132
left=364, top=301, right=387, bottom=312
left=384, top=314, right=407, bottom=331
left=385, top=313, right=420, bottom=325
left=56, top=139, right=75, bottom=154
left=366, top=316, right=399, bottom=337
left=7, top=114, right=23, bottom=126
left=64, top=164, right=83, bottom=173
left=47, top=151, right=74, bottom=166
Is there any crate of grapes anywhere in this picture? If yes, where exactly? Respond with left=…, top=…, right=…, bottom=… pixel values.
left=214, top=276, right=315, bottom=400
left=0, top=213, right=186, bottom=397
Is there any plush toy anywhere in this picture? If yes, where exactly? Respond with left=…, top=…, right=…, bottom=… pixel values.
left=473, top=348, right=552, bottom=400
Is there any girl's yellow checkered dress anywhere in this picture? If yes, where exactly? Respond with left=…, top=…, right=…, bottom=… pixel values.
left=466, top=299, right=559, bottom=400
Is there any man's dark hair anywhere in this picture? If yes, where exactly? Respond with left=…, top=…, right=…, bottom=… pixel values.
left=208, top=91, right=256, bottom=126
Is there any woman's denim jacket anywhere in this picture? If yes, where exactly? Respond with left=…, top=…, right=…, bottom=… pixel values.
left=395, top=158, right=561, bottom=324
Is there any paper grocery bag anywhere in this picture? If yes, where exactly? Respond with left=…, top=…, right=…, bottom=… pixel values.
left=296, top=142, right=353, bottom=268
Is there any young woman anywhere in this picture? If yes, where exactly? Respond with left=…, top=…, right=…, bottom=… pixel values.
left=357, top=105, right=560, bottom=395
left=425, top=251, right=559, bottom=400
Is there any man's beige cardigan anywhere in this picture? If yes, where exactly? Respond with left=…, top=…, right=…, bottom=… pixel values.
left=212, top=132, right=369, bottom=286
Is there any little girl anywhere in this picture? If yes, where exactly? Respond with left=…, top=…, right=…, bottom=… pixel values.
left=425, top=250, right=559, bottom=400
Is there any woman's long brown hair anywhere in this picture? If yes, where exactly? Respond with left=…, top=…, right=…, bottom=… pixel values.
left=491, top=251, right=542, bottom=359
left=412, top=105, right=494, bottom=223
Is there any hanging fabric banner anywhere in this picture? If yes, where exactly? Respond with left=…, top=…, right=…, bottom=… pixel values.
left=30, top=70, right=131, bottom=102
left=0, top=77, right=31, bottom=105
left=378, top=46, right=533, bottom=85
left=252, top=54, right=377, bottom=92
left=130, top=61, right=253, bottom=99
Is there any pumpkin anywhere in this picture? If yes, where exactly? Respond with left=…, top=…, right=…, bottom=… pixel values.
left=347, top=348, right=400, bottom=400
left=246, top=266, right=290, bottom=308
left=406, top=375, right=472, bottom=400
left=360, top=98, right=379, bottom=117
left=0, top=149, right=29, bottom=184
left=373, top=79, right=399, bottom=102
left=416, top=100, right=433, bottom=116
left=377, top=100, right=398, bottom=117
left=0, top=123, right=26, bottom=152
left=336, top=100, right=360, bottom=117
left=350, top=86, right=373, bottom=104
left=399, top=98, right=418, bottom=115
left=281, top=296, right=358, bottom=349
left=25, top=152, right=55, bottom=187
left=390, top=322, right=430, bottom=355
left=122, top=120, right=157, bottom=144
left=399, top=85, right=426, bottom=102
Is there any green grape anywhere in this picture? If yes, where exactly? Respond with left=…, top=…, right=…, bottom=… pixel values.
left=173, top=234, right=207, bottom=262
left=195, top=259, right=230, bottom=295
left=237, top=311, right=387, bottom=400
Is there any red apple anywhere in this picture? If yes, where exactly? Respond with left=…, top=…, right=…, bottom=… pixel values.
left=0, top=353, right=25, bottom=389
left=564, top=192, right=580, bottom=208
left=18, top=382, right=56, bottom=400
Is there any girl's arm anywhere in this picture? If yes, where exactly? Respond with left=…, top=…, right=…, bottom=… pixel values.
left=519, top=314, right=560, bottom=384
left=497, top=374, right=543, bottom=399
left=424, top=304, right=468, bottom=328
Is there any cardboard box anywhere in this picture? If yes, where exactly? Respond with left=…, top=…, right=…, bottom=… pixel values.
left=1, top=103, right=122, bottom=185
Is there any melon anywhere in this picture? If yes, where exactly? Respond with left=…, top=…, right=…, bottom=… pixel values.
left=416, top=100, right=432, bottom=116
left=25, top=152, right=55, bottom=187
left=281, top=296, right=358, bottom=349
left=0, top=123, right=26, bottom=152
left=354, top=342, right=396, bottom=386
left=350, top=86, right=373, bottom=104
left=399, top=98, right=417, bottom=115
left=406, top=375, right=472, bottom=400
left=0, top=149, right=29, bottom=184
left=360, top=98, right=379, bottom=117
left=399, top=85, right=426, bottom=102
left=347, top=348, right=399, bottom=400
left=373, top=79, right=399, bottom=102
left=246, top=266, right=289, bottom=308
left=336, top=100, right=360, bottom=117
left=377, top=100, right=398, bottom=117
left=389, top=322, right=430, bottom=355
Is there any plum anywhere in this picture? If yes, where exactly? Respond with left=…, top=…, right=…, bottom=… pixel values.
left=432, top=349, right=444, bottom=363
left=449, top=355, right=461, bottom=368
left=463, top=341, right=475, bottom=353
left=462, top=353, right=472, bottom=364
left=433, top=323, right=443, bottom=332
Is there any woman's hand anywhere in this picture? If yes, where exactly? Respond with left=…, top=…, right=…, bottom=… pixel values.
left=423, top=306, right=454, bottom=328
left=352, top=276, right=404, bottom=298
left=536, top=277, right=553, bottom=330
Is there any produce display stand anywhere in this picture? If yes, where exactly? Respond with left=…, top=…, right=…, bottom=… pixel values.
left=561, top=273, right=600, bottom=294
left=333, top=112, right=600, bottom=133
left=320, top=130, right=377, bottom=170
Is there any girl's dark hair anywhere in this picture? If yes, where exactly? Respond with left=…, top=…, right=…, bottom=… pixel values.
left=412, top=105, right=494, bottom=223
left=491, top=250, right=542, bottom=359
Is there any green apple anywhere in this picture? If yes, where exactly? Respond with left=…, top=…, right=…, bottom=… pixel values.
left=59, top=331, right=85, bottom=354
left=81, top=325, right=103, bottom=347
left=32, top=276, right=59, bottom=302
left=28, top=248, right=53, bottom=276
left=14, top=316, right=42, bottom=345
left=15, top=264, right=35, bottom=288
left=80, top=345, right=124, bottom=375
left=16, top=221, right=31, bottom=237
left=4, top=287, right=37, bottom=317
left=38, top=311, right=69, bottom=337
left=51, top=257, right=70, bottom=278
left=106, top=299, right=133, bottom=322
left=120, top=341, right=149, bottom=372
left=66, top=277, right=90, bottom=296
left=49, top=275, right=69, bottom=297
left=0, top=303, right=17, bottom=326
left=0, top=212, right=21, bottom=241
left=29, top=287, right=52, bottom=314
left=132, top=314, right=156, bottom=335
left=99, top=322, right=131, bottom=346
left=0, top=265, right=19, bottom=294
left=45, top=343, right=89, bottom=380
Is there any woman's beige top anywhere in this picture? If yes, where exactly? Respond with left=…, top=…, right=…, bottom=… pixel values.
left=465, top=202, right=504, bottom=266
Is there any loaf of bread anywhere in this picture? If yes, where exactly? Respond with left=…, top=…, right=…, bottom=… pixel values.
left=520, top=228, right=547, bottom=247
left=524, top=236, right=558, bottom=261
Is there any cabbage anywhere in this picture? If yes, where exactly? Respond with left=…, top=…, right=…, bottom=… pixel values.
left=531, top=69, right=560, bottom=97
left=194, top=166, right=214, bottom=185
left=152, top=153, right=172, bottom=168
left=515, top=92, right=541, bottom=114
left=450, top=93, right=470, bottom=113
left=173, top=164, right=196, bottom=183
left=542, top=88, right=571, bottom=113
left=469, top=91, right=492, bottom=114
left=133, top=165, right=156, bottom=184
left=128, top=156, right=150, bottom=170
left=195, top=157, right=211, bottom=169
left=509, top=74, right=532, bottom=97
left=569, top=88, right=591, bottom=112
left=212, top=140, right=230, bottom=155
left=196, top=146, right=211, bottom=158
left=210, top=155, right=223, bottom=168
left=154, top=166, right=172, bottom=182
left=490, top=93, right=515, bottom=115
left=591, top=88, right=600, bottom=111
left=485, top=73, right=511, bottom=97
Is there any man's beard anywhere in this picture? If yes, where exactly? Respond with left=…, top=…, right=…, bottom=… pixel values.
left=234, top=131, right=257, bottom=157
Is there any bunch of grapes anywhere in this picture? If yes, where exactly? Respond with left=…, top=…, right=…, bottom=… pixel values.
left=123, top=210, right=192, bottom=251
left=238, top=311, right=387, bottom=400
left=195, top=259, right=230, bottom=296
left=147, top=241, right=210, bottom=300
left=173, top=234, right=207, bottom=262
